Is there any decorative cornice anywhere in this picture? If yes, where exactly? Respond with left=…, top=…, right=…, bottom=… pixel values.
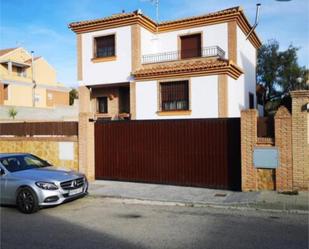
left=68, top=6, right=261, bottom=49
left=133, top=58, right=243, bottom=81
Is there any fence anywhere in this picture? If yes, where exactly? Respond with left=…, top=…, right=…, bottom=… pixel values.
left=0, top=122, right=78, bottom=136
left=95, top=118, right=241, bottom=190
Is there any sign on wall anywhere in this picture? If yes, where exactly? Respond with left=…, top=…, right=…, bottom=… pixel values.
left=59, top=142, right=74, bottom=160
left=253, top=147, right=279, bottom=169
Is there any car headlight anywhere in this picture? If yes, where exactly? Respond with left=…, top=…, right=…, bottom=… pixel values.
left=35, top=182, right=58, bottom=190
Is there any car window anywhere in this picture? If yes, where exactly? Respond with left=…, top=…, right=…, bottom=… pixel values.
left=0, top=155, right=50, bottom=172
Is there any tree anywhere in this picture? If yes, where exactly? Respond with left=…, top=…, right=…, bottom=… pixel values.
left=8, top=108, right=18, bottom=120
left=69, top=88, right=78, bottom=105
left=257, top=40, right=308, bottom=114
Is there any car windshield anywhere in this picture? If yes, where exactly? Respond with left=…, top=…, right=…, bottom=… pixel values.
left=0, top=155, right=51, bottom=172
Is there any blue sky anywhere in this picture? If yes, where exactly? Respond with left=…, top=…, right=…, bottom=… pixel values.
left=1, top=0, right=308, bottom=88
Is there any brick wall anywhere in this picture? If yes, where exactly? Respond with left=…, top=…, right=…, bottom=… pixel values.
left=78, top=86, right=95, bottom=180
left=291, top=91, right=309, bottom=190
left=241, top=90, right=309, bottom=192
left=275, top=107, right=293, bottom=192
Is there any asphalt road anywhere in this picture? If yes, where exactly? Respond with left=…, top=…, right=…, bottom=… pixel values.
left=0, top=196, right=308, bottom=249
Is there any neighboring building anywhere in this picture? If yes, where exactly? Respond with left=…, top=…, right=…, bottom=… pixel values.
left=0, top=47, right=70, bottom=108
left=69, top=6, right=261, bottom=120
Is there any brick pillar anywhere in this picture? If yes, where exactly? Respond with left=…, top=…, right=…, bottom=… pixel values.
left=0, top=82, right=4, bottom=105
left=275, top=106, right=293, bottom=192
left=78, top=86, right=95, bottom=180
left=241, top=109, right=258, bottom=191
left=291, top=90, right=309, bottom=190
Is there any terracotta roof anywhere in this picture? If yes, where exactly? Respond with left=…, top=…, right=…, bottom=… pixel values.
left=68, top=6, right=261, bottom=48
left=69, top=12, right=137, bottom=28
left=0, top=47, right=17, bottom=57
left=133, top=58, right=243, bottom=80
left=158, top=6, right=241, bottom=26
left=69, top=6, right=240, bottom=29
left=24, top=56, right=42, bottom=64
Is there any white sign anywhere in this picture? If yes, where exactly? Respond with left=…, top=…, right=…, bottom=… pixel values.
left=59, top=142, right=74, bottom=160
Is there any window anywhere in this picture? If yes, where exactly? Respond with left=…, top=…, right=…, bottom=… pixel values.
left=94, top=35, right=115, bottom=58
left=98, top=97, right=108, bottom=113
left=35, top=94, right=41, bottom=103
left=180, top=34, right=201, bottom=59
left=160, top=81, right=189, bottom=111
left=3, top=84, right=8, bottom=100
left=16, top=67, right=26, bottom=77
left=249, top=92, right=255, bottom=109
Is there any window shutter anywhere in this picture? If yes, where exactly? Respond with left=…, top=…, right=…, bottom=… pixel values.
left=180, top=34, right=201, bottom=59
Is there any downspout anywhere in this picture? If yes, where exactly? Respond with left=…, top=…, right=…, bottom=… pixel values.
left=31, top=51, right=36, bottom=107
left=246, top=3, right=261, bottom=40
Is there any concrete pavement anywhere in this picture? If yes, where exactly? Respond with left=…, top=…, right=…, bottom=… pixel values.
left=89, top=180, right=309, bottom=212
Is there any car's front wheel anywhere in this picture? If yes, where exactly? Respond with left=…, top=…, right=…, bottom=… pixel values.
left=16, top=187, right=39, bottom=214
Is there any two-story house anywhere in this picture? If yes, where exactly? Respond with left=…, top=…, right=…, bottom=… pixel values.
left=0, top=47, right=70, bottom=108
left=69, top=6, right=261, bottom=120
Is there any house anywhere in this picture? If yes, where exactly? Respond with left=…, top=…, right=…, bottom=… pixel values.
left=69, top=6, right=261, bottom=120
left=0, top=47, right=70, bottom=108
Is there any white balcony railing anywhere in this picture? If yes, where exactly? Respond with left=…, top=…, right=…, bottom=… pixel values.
left=142, top=46, right=225, bottom=64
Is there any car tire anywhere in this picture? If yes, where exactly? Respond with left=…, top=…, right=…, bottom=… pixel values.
left=16, top=187, right=40, bottom=214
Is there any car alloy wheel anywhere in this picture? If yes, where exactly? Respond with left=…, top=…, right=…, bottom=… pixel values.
left=17, top=187, right=39, bottom=214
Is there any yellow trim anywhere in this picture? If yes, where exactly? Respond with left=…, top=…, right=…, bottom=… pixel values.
left=91, top=56, right=117, bottom=63
left=134, top=62, right=243, bottom=81
left=157, top=110, right=192, bottom=116
left=77, top=34, right=83, bottom=81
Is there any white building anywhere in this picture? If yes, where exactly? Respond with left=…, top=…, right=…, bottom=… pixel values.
left=69, top=6, right=261, bottom=120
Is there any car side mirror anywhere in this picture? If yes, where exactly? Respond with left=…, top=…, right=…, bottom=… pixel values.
left=0, top=168, right=5, bottom=176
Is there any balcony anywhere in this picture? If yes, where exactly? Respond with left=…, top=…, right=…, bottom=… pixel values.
left=141, top=46, right=225, bottom=64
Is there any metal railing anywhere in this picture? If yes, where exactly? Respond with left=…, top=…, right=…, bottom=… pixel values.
left=142, top=46, right=225, bottom=64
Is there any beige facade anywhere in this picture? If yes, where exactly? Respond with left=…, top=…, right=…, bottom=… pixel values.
left=0, top=47, right=70, bottom=108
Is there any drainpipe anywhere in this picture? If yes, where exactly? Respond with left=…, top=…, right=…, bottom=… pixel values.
left=246, top=3, right=261, bottom=40
left=31, top=51, right=36, bottom=107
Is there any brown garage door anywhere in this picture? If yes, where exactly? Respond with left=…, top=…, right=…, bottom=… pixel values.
left=95, top=118, right=241, bottom=190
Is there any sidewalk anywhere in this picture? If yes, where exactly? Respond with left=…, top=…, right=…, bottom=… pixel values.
left=88, top=180, right=309, bottom=212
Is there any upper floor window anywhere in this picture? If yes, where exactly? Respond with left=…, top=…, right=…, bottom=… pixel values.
left=180, top=33, right=201, bottom=59
left=160, top=81, right=189, bottom=111
left=94, top=35, right=115, bottom=58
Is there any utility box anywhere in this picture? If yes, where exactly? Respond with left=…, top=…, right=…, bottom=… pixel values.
left=253, top=147, right=279, bottom=169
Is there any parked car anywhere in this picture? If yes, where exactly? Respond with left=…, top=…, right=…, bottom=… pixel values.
left=0, top=153, right=88, bottom=213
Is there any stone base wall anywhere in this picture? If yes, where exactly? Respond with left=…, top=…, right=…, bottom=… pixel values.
left=0, top=137, right=78, bottom=171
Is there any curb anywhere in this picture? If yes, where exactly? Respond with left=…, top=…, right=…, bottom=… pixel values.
left=86, top=194, right=309, bottom=214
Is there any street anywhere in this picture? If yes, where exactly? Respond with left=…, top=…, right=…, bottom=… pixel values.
left=1, top=196, right=308, bottom=249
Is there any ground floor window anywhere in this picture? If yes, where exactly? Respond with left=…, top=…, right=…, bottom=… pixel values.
left=98, top=97, right=108, bottom=113
left=160, top=80, right=189, bottom=111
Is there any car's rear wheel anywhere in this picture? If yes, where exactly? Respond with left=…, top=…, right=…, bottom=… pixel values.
left=16, top=187, right=39, bottom=214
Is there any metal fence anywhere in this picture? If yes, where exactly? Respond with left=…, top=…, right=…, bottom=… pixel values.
left=142, top=46, right=226, bottom=64
left=95, top=118, right=241, bottom=190
left=0, top=122, right=78, bottom=136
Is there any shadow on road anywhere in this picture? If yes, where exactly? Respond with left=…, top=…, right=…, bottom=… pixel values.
left=0, top=206, right=145, bottom=249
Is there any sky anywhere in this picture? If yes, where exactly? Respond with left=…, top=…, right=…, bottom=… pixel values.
left=0, top=0, right=308, bottom=88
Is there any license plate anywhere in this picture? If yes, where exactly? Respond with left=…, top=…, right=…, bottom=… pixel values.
left=69, top=187, right=83, bottom=196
